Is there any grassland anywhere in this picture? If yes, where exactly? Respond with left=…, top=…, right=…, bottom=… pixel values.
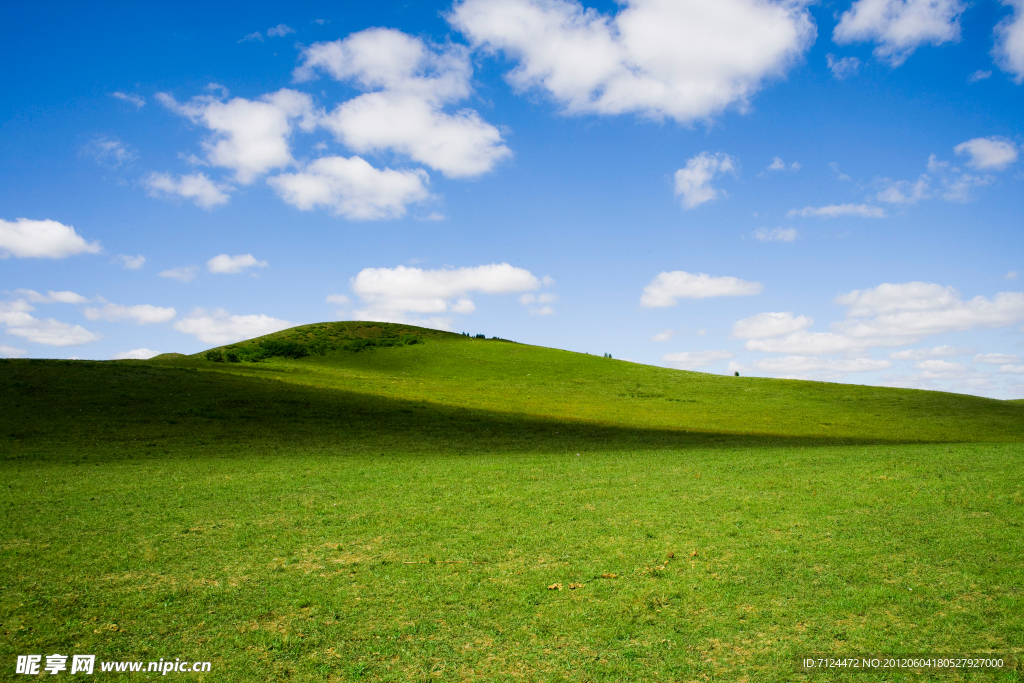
left=1, top=322, right=1023, bottom=681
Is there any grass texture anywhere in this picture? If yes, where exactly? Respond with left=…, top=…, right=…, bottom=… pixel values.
left=1, top=322, right=1022, bottom=681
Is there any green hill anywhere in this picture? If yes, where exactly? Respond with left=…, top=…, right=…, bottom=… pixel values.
left=166, top=320, right=1019, bottom=445
left=2, top=322, right=1022, bottom=682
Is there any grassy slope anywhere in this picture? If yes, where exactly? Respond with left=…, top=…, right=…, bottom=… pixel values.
left=166, top=321, right=1023, bottom=444
left=2, top=322, right=1023, bottom=682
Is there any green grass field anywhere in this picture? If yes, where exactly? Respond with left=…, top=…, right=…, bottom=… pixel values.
left=2, top=322, right=1022, bottom=681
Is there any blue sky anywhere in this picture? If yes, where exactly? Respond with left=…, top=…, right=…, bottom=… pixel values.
left=2, top=0, right=1022, bottom=397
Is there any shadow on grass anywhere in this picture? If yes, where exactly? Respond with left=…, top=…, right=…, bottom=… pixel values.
left=1, top=359, right=917, bottom=462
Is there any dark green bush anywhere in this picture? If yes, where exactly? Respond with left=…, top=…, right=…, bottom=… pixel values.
left=204, top=350, right=224, bottom=363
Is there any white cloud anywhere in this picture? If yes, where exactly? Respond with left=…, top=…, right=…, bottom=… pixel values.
left=298, top=28, right=510, bottom=178
left=650, top=329, right=674, bottom=342
left=974, top=352, right=1021, bottom=364
left=662, top=350, right=733, bottom=370
left=351, top=263, right=539, bottom=325
left=732, top=311, right=812, bottom=339
left=0, top=344, right=26, bottom=357
left=837, top=281, right=958, bottom=317
left=112, top=348, right=161, bottom=360
left=766, top=156, right=799, bottom=171
left=833, top=0, right=966, bottom=67
left=450, top=0, right=816, bottom=123
left=144, top=172, right=231, bottom=209
left=207, top=253, right=268, bottom=274
left=157, top=89, right=318, bottom=183
left=999, top=364, right=1024, bottom=374
left=674, top=152, right=737, bottom=209
left=830, top=162, right=853, bottom=181
left=111, top=91, right=145, bottom=108
left=968, top=69, right=992, bottom=82
left=326, top=294, right=350, bottom=305
left=641, top=271, right=762, bottom=307
left=0, top=299, right=100, bottom=347
left=0, top=218, right=101, bottom=259
left=159, top=266, right=199, bottom=282
left=239, top=32, right=264, bottom=43
left=267, top=24, right=295, bottom=38
left=269, top=155, right=430, bottom=220
left=753, top=227, right=796, bottom=242
left=530, top=306, right=554, bottom=315
left=16, top=289, right=88, bottom=304
left=953, top=136, right=1019, bottom=170
left=994, top=0, right=1024, bottom=83
left=1007, top=271, right=1019, bottom=280
left=82, top=136, right=137, bottom=168
left=745, top=330, right=861, bottom=355
left=889, top=345, right=972, bottom=360
left=875, top=175, right=930, bottom=204
left=744, top=355, right=891, bottom=379
left=826, top=53, right=861, bottom=79
left=174, top=308, right=292, bottom=345
left=787, top=204, right=886, bottom=218
left=116, top=254, right=146, bottom=270
left=915, top=359, right=976, bottom=379
left=84, top=303, right=176, bottom=325
left=747, top=282, right=1024, bottom=354
left=940, top=172, right=993, bottom=202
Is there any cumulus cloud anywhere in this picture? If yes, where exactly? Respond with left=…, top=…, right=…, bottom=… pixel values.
left=833, top=0, right=966, bottom=67
left=641, top=271, right=762, bottom=307
left=674, top=152, right=737, bottom=208
left=450, top=0, right=816, bottom=122
left=650, top=329, right=674, bottom=342
left=157, top=88, right=318, bottom=183
left=269, top=156, right=430, bottom=220
left=732, top=311, right=812, bottom=339
left=297, top=28, right=510, bottom=178
left=753, top=227, right=796, bottom=242
left=159, top=266, right=199, bottom=282
left=111, top=92, right=145, bottom=108
left=174, top=308, right=292, bottom=345
left=0, top=344, right=27, bottom=357
left=16, top=289, right=88, bottom=304
left=742, top=355, right=891, bottom=379
left=116, top=254, right=145, bottom=270
left=84, top=303, right=176, bottom=325
left=826, top=53, right=861, bottom=79
left=994, top=0, right=1024, bottom=83
left=662, top=350, right=733, bottom=370
left=745, top=282, right=1024, bottom=354
left=144, top=172, right=231, bottom=209
left=974, top=352, right=1021, bottom=364
left=112, top=348, right=161, bottom=360
left=351, top=263, right=539, bottom=327
left=0, top=218, right=102, bottom=259
left=890, top=345, right=972, bottom=359
left=915, top=359, right=978, bottom=379
left=207, top=253, right=268, bottom=274
left=953, top=136, right=1019, bottom=170
left=0, top=299, right=100, bottom=347
left=787, top=204, right=886, bottom=218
